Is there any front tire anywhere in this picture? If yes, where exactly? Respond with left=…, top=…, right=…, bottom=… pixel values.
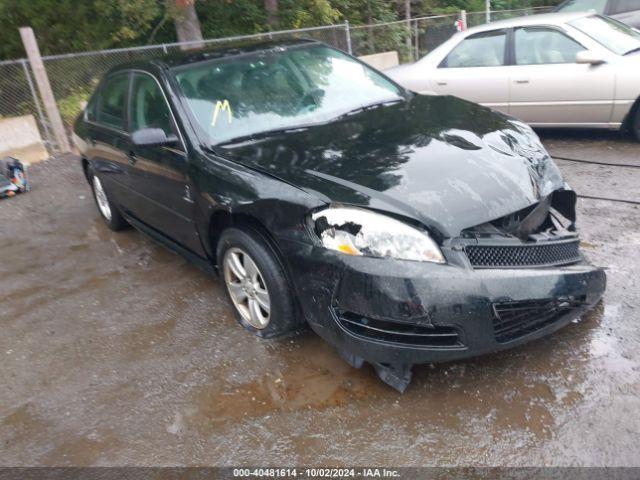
left=217, top=227, right=300, bottom=338
left=88, top=167, right=128, bottom=231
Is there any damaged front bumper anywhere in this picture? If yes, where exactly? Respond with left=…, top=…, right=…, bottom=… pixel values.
left=282, top=240, right=606, bottom=391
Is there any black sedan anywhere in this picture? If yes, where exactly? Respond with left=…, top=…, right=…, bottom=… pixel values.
left=73, top=39, right=606, bottom=391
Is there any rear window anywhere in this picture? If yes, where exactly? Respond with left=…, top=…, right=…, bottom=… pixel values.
left=85, top=94, right=98, bottom=122
left=441, top=30, right=507, bottom=68
left=95, top=74, right=129, bottom=130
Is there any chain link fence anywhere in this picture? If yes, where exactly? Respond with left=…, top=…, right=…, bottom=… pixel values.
left=351, top=6, right=555, bottom=64
left=466, top=5, right=554, bottom=28
left=42, top=23, right=351, bottom=143
left=0, top=7, right=549, bottom=158
left=351, top=14, right=459, bottom=62
left=0, top=59, right=55, bottom=153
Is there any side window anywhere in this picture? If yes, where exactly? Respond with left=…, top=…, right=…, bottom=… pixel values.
left=610, top=0, right=637, bottom=14
left=441, top=30, right=507, bottom=68
left=514, top=28, right=583, bottom=65
left=129, top=74, right=174, bottom=136
left=96, top=74, right=129, bottom=130
left=85, top=94, right=98, bottom=122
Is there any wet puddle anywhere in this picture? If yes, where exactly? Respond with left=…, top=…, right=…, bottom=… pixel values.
left=179, top=337, right=386, bottom=433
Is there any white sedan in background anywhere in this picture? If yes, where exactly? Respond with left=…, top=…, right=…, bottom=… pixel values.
left=386, top=12, right=640, bottom=140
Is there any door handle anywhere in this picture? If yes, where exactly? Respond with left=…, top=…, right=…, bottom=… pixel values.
left=436, top=81, right=448, bottom=86
left=127, top=151, right=137, bottom=165
left=515, top=79, right=530, bottom=84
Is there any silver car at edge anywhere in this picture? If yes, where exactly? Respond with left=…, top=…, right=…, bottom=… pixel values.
left=386, top=12, right=640, bottom=140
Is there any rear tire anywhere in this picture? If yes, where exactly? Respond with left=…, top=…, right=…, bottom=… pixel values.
left=217, top=227, right=301, bottom=338
left=88, top=167, right=129, bottom=231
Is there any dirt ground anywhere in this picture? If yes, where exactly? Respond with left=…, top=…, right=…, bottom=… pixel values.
left=1, top=129, right=639, bottom=467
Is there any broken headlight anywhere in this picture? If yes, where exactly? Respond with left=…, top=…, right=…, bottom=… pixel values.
left=311, top=207, right=445, bottom=263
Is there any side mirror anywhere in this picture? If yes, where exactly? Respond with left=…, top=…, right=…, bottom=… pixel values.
left=576, top=50, right=606, bottom=65
left=131, top=128, right=178, bottom=147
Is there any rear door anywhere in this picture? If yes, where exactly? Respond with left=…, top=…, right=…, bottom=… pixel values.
left=428, top=29, right=510, bottom=114
left=124, top=71, right=202, bottom=254
left=85, top=72, right=134, bottom=210
left=508, top=26, right=615, bottom=126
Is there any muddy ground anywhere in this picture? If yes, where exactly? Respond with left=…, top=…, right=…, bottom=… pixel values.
left=1, top=130, right=639, bottom=466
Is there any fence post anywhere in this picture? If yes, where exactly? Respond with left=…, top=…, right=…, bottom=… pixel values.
left=344, top=21, right=352, bottom=55
left=21, top=58, right=53, bottom=153
left=162, top=43, right=168, bottom=54
left=19, top=27, right=71, bottom=153
left=461, top=10, right=468, bottom=30
left=486, top=0, right=491, bottom=23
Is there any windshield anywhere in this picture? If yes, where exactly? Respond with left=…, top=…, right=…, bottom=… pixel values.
left=172, top=44, right=404, bottom=145
left=570, top=15, right=640, bottom=55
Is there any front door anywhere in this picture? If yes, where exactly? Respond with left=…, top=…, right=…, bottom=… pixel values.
left=508, top=26, right=615, bottom=126
left=125, top=72, right=203, bottom=254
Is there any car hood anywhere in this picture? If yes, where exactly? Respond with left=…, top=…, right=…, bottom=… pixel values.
left=221, top=94, right=564, bottom=237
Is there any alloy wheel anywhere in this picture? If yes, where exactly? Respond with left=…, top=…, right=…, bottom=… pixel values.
left=92, top=175, right=112, bottom=221
left=223, top=247, right=271, bottom=329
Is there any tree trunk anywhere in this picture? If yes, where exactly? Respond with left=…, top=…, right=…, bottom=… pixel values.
left=405, top=0, right=411, bottom=53
left=366, top=1, right=374, bottom=54
left=173, top=0, right=203, bottom=50
left=265, top=0, right=279, bottom=28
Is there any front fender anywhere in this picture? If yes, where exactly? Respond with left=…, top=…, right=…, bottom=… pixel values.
left=190, top=153, right=324, bottom=260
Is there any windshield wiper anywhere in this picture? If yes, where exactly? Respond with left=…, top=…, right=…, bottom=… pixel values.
left=332, top=98, right=405, bottom=121
left=215, top=125, right=313, bottom=147
left=624, top=46, right=640, bottom=55
left=215, top=98, right=405, bottom=147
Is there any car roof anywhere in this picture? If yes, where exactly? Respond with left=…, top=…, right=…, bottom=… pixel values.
left=108, top=38, right=320, bottom=74
left=464, top=11, right=592, bottom=33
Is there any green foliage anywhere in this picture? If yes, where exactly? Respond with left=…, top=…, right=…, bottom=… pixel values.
left=0, top=0, right=560, bottom=60
left=97, top=0, right=163, bottom=43
left=197, top=0, right=266, bottom=38
left=0, top=0, right=175, bottom=59
left=57, top=87, right=92, bottom=125
left=277, top=0, right=341, bottom=28
left=332, top=0, right=399, bottom=24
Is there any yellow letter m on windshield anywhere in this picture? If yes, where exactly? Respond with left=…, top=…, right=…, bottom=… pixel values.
left=211, top=99, right=233, bottom=126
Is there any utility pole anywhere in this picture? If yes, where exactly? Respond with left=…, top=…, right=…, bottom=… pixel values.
left=486, top=0, right=491, bottom=23
left=19, top=27, right=70, bottom=154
